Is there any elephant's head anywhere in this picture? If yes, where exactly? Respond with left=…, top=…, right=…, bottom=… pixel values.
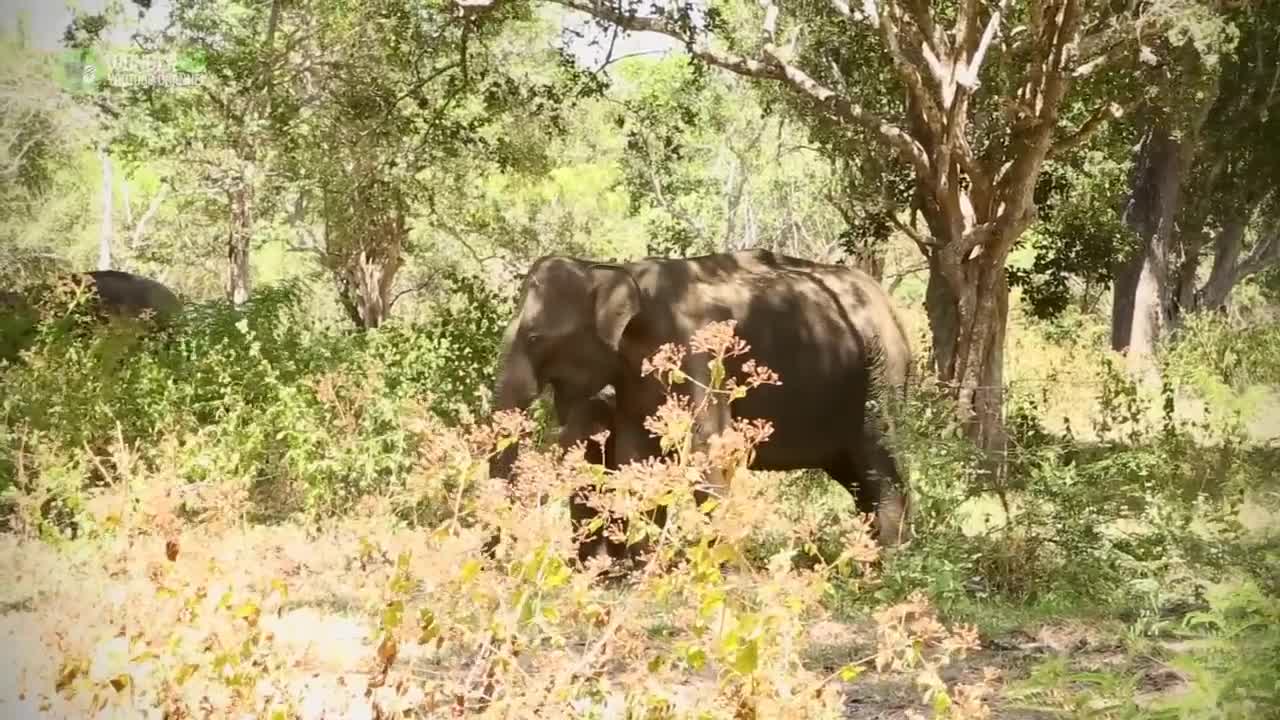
left=489, top=257, right=641, bottom=480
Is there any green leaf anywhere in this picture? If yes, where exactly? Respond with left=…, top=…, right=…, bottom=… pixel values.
left=731, top=638, right=759, bottom=676
left=233, top=601, right=261, bottom=625
left=932, top=690, right=952, bottom=716
left=838, top=663, right=863, bottom=682
left=418, top=608, right=439, bottom=643
left=686, top=646, right=707, bottom=671
left=382, top=600, right=404, bottom=631
left=709, top=359, right=725, bottom=390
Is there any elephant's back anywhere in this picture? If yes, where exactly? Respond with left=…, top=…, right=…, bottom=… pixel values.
left=84, top=271, right=182, bottom=319
left=633, top=251, right=912, bottom=387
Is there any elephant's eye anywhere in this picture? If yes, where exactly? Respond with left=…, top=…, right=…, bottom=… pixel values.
left=526, top=332, right=543, bottom=346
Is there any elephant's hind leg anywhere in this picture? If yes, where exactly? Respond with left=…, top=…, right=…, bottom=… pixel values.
left=826, top=429, right=910, bottom=547
left=855, top=421, right=911, bottom=546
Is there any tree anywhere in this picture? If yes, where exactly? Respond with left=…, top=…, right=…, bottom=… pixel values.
left=1172, top=2, right=1280, bottom=317
left=276, top=1, right=602, bottom=327
left=512, top=0, right=1199, bottom=453
left=95, top=0, right=292, bottom=305
left=1102, top=2, right=1278, bottom=363
left=0, top=26, right=101, bottom=285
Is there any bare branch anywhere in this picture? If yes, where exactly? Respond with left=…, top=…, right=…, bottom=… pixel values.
left=130, top=184, right=170, bottom=247
left=875, top=3, right=944, bottom=138
left=958, top=0, right=1008, bottom=89
left=546, top=0, right=930, bottom=174
left=1048, top=101, right=1125, bottom=157
left=886, top=206, right=940, bottom=253
left=1237, top=225, right=1280, bottom=279
left=759, top=44, right=932, bottom=177
left=388, top=277, right=440, bottom=309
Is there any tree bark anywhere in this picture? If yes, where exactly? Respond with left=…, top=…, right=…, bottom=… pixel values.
left=1112, top=127, right=1180, bottom=367
left=1197, top=216, right=1280, bottom=312
left=98, top=147, right=113, bottom=271
left=329, top=199, right=407, bottom=330
left=1198, top=219, right=1244, bottom=312
left=227, top=181, right=253, bottom=306
left=336, top=247, right=403, bottom=330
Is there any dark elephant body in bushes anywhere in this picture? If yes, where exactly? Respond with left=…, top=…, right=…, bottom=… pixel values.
left=490, top=249, right=914, bottom=549
left=73, top=270, right=183, bottom=322
left=1, top=270, right=182, bottom=361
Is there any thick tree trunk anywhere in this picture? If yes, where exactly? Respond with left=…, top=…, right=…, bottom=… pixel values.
left=337, top=248, right=402, bottom=329
left=925, top=261, right=960, bottom=379
left=1199, top=218, right=1246, bottom=312
left=1112, top=127, right=1180, bottom=366
left=1169, top=224, right=1207, bottom=326
left=922, top=214, right=1013, bottom=460
left=98, top=148, right=112, bottom=271
left=330, top=203, right=407, bottom=330
left=227, top=183, right=253, bottom=306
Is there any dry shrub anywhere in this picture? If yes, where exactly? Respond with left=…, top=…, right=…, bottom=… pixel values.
left=2, top=321, right=995, bottom=719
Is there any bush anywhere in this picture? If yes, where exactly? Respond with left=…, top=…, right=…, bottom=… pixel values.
left=876, top=347, right=1267, bottom=616
left=1, top=274, right=510, bottom=529
left=7, top=320, right=1001, bottom=719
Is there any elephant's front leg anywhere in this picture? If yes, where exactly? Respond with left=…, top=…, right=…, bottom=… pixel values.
left=610, top=419, right=669, bottom=562
left=688, top=376, right=732, bottom=508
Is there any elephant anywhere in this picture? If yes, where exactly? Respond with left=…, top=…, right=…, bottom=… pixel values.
left=1, top=270, right=182, bottom=362
left=488, top=248, right=914, bottom=550
left=554, top=385, right=633, bottom=565
left=71, top=270, right=183, bottom=322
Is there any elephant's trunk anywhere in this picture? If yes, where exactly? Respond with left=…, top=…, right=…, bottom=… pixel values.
left=489, top=319, right=540, bottom=481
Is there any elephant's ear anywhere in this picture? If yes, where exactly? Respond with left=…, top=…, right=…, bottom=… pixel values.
left=590, top=265, right=641, bottom=350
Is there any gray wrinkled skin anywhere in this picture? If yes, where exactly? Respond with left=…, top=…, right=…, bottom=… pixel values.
left=490, top=249, right=914, bottom=551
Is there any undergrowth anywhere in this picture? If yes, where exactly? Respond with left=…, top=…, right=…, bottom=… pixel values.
left=1, top=287, right=1276, bottom=718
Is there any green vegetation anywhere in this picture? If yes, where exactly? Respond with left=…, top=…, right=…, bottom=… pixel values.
left=2, top=0, right=1278, bottom=718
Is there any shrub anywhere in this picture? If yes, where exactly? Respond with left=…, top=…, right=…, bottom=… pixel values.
left=0, top=274, right=510, bottom=528
left=7, top=321, right=1000, bottom=719
left=878, top=348, right=1266, bottom=615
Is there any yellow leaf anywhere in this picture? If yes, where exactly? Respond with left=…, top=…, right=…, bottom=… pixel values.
left=459, top=558, right=481, bottom=583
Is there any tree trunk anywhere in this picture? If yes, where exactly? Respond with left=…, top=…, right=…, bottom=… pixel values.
left=1112, top=127, right=1180, bottom=367
left=227, top=182, right=253, bottom=306
left=337, top=249, right=402, bottom=329
left=924, top=259, right=959, bottom=379
left=98, top=147, right=113, bottom=271
left=1198, top=218, right=1247, bottom=312
left=1170, top=225, right=1206, bottom=327
left=331, top=205, right=406, bottom=330
left=921, top=195, right=1014, bottom=462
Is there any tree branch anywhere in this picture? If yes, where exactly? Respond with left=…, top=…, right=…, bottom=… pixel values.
left=545, top=0, right=931, bottom=176
left=130, top=184, right=170, bottom=248
left=1236, top=224, right=1280, bottom=279
left=875, top=3, right=943, bottom=139
left=758, top=44, right=932, bottom=177
left=958, top=0, right=1008, bottom=89
left=1048, top=101, right=1125, bottom=158
left=388, top=277, right=440, bottom=310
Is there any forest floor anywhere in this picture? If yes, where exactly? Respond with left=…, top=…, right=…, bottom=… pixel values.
left=0, top=518, right=1222, bottom=720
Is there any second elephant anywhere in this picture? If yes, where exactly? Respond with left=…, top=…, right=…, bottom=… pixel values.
left=2, top=270, right=182, bottom=362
